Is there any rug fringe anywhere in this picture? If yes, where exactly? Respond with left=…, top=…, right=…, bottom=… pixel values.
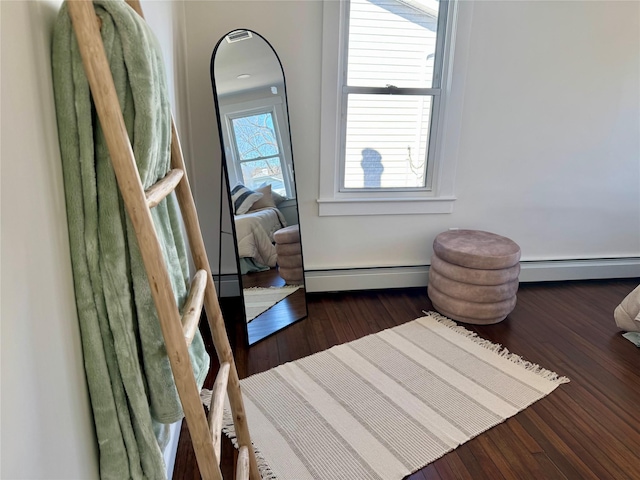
left=200, top=389, right=278, bottom=480
left=422, top=310, right=570, bottom=385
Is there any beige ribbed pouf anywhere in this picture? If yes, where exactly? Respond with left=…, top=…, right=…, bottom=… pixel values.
left=274, top=224, right=303, bottom=284
left=428, top=230, right=521, bottom=325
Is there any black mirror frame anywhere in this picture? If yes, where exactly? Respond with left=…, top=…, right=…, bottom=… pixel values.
left=209, top=29, right=308, bottom=345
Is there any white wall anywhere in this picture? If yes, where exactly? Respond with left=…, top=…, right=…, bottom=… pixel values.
left=144, top=0, right=191, bottom=139
left=1, top=1, right=99, bottom=478
left=181, top=0, right=639, bottom=278
left=1, top=1, right=187, bottom=478
left=447, top=0, right=640, bottom=263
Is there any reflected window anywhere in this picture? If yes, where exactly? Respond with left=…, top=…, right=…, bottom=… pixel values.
left=228, top=110, right=287, bottom=196
left=222, top=101, right=294, bottom=197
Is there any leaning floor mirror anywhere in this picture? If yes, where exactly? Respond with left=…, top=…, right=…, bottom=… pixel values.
left=211, top=29, right=307, bottom=345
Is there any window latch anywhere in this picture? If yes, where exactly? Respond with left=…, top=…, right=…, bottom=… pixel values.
left=385, top=84, right=398, bottom=94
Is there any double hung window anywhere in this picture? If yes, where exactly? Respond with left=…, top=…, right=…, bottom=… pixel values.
left=343, top=0, right=448, bottom=190
left=228, top=109, right=287, bottom=196
left=319, top=0, right=463, bottom=215
left=220, top=99, right=294, bottom=198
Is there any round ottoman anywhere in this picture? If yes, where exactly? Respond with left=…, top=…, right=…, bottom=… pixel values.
left=274, top=224, right=304, bottom=284
left=428, top=230, right=521, bottom=325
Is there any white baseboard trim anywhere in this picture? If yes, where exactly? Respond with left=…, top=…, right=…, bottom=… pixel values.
left=304, top=258, right=640, bottom=293
left=305, top=266, right=429, bottom=293
left=518, top=258, right=640, bottom=282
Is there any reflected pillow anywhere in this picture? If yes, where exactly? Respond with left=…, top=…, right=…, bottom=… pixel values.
left=258, top=182, right=287, bottom=206
left=231, top=184, right=263, bottom=215
left=271, top=190, right=287, bottom=206
left=249, top=184, right=277, bottom=211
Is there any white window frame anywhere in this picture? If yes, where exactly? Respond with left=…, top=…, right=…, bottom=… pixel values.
left=318, top=0, right=472, bottom=216
left=219, top=97, right=296, bottom=199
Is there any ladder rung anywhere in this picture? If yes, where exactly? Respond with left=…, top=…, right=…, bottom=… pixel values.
left=145, top=168, right=184, bottom=208
left=181, top=269, right=207, bottom=346
left=236, top=446, right=250, bottom=480
left=208, top=361, right=230, bottom=462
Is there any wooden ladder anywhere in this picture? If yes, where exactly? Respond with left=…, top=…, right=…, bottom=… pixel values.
left=66, top=1, right=259, bottom=479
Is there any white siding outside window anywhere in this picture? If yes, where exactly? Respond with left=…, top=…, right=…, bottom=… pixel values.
left=343, top=0, right=441, bottom=190
left=344, top=94, right=432, bottom=189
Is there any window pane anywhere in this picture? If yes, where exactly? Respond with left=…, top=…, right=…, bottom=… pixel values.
left=347, top=0, right=440, bottom=89
left=231, top=113, right=280, bottom=161
left=240, top=158, right=286, bottom=196
left=343, top=94, right=432, bottom=189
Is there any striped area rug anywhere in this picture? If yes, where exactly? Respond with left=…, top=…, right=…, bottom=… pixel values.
left=219, top=312, right=569, bottom=480
left=244, top=286, right=301, bottom=323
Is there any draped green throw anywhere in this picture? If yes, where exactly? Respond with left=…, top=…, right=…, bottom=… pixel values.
left=51, top=1, right=209, bottom=478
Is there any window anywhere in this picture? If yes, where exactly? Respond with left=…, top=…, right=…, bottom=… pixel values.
left=343, top=0, right=447, bottom=191
left=229, top=110, right=287, bottom=196
left=319, top=0, right=468, bottom=215
left=220, top=98, right=295, bottom=198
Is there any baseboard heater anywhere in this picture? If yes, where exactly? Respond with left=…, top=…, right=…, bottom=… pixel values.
left=303, top=257, right=640, bottom=293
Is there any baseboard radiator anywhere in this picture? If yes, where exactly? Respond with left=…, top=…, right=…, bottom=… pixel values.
left=304, top=257, right=640, bottom=293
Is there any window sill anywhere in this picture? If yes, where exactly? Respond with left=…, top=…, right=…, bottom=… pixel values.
left=316, top=196, right=456, bottom=216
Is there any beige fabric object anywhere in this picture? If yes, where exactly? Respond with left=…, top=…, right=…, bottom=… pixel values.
left=429, top=269, right=519, bottom=303
left=278, top=266, right=304, bottom=284
left=428, top=230, right=521, bottom=325
left=434, top=230, right=521, bottom=270
left=277, top=253, right=303, bottom=269
left=614, top=284, right=640, bottom=332
left=218, top=313, right=569, bottom=480
left=273, top=224, right=300, bottom=244
left=275, top=242, right=302, bottom=257
left=234, top=207, right=285, bottom=267
left=428, top=283, right=518, bottom=325
left=274, top=224, right=303, bottom=283
left=431, top=254, right=520, bottom=286
left=243, top=286, right=301, bottom=322
left=250, top=184, right=277, bottom=211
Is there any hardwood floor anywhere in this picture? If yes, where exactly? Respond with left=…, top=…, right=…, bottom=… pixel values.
left=173, top=278, right=640, bottom=479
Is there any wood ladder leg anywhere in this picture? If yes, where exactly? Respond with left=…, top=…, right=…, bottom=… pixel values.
left=169, top=114, right=261, bottom=480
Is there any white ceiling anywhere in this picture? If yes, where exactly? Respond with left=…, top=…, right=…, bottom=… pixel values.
left=213, top=31, right=284, bottom=97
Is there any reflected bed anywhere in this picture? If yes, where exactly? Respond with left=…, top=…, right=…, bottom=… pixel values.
left=234, top=206, right=286, bottom=273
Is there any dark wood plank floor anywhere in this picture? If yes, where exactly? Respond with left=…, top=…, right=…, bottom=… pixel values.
left=173, top=278, right=640, bottom=479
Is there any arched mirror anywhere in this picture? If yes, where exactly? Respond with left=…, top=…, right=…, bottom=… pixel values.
left=211, top=30, right=307, bottom=345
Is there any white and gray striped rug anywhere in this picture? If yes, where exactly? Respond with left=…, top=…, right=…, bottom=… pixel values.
left=220, top=312, right=569, bottom=480
left=244, top=286, right=302, bottom=322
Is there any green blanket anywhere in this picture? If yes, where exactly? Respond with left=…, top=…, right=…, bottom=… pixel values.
left=51, top=1, right=209, bottom=478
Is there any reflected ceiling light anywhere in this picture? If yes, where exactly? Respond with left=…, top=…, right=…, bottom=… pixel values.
left=237, top=74, right=251, bottom=79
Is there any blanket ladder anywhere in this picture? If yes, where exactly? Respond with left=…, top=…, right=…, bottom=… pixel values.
left=66, top=1, right=259, bottom=479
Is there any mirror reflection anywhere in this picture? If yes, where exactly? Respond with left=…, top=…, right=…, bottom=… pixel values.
left=212, top=30, right=307, bottom=345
